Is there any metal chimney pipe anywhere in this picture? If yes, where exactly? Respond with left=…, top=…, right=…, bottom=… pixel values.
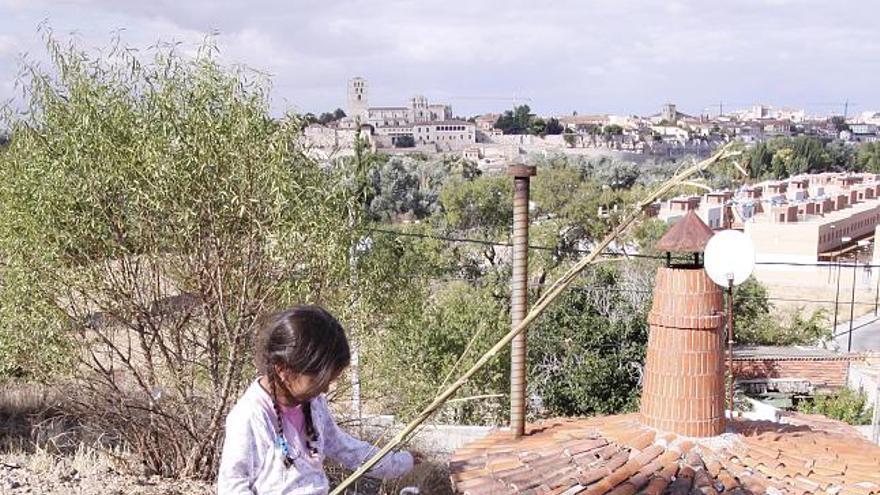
left=508, top=165, right=536, bottom=438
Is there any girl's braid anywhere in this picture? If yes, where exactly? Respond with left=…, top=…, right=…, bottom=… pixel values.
left=267, top=365, right=294, bottom=467
left=303, top=400, right=319, bottom=454
left=269, top=361, right=319, bottom=458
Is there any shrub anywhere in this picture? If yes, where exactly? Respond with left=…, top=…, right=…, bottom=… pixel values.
left=797, top=388, right=874, bottom=425
left=0, top=36, right=352, bottom=478
left=365, top=281, right=510, bottom=425
left=734, top=277, right=830, bottom=346
left=528, top=265, right=650, bottom=417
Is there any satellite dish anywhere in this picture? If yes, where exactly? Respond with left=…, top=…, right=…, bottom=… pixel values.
left=704, top=230, right=755, bottom=287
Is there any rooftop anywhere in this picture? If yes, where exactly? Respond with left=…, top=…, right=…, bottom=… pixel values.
left=450, top=414, right=880, bottom=495
left=654, top=211, right=715, bottom=253
left=733, top=346, right=849, bottom=361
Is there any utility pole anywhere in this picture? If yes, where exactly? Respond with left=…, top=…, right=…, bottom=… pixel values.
left=508, top=164, right=536, bottom=439
left=727, top=276, right=735, bottom=415
left=833, top=258, right=842, bottom=330
left=848, top=257, right=857, bottom=353
left=875, top=269, right=879, bottom=316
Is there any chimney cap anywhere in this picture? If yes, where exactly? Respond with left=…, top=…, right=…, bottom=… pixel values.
left=655, top=211, right=715, bottom=253
left=507, top=165, right=537, bottom=177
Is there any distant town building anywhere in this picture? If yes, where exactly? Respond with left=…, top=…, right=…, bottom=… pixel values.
left=346, top=77, right=368, bottom=121
left=338, top=77, right=474, bottom=151
left=654, top=171, right=880, bottom=290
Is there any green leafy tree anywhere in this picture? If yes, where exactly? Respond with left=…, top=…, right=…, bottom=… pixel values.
left=734, top=278, right=830, bottom=346
left=530, top=117, right=547, bottom=136
left=630, top=218, right=669, bottom=253
left=0, top=36, right=354, bottom=477
left=545, top=118, right=564, bottom=135
left=316, top=107, right=346, bottom=125
left=528, top=266, right=649, bottom=416
left=603, top=124, right=624, bottom=136
left=748, top=142, right=773, bottom=179
left=734, top=276, right=772, bottom=326
left=764, top=137, right=833, bottom=177
left=367, top=281, right=511, bottom=424
left=595, top=160, right=640, bottom=190
left=826, top=140, right=857, bottom=171
left=770, top=147, right=797, bottom=177
left=857, top=142, right=880, bottom=173
left=439, top=175, right=513, bottom=235
left=495, top=105, right=534, bottom=135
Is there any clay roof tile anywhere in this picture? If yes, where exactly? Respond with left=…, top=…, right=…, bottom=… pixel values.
left=654, top=210, right=715, bottom=252
left=450, top=417, right=880, bottom=495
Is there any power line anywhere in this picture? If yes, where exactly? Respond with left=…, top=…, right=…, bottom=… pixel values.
left=368, top=227, right=880, bottom=269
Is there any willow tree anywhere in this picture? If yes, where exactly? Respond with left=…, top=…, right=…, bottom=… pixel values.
left=0, top=36, right=352, bottom=477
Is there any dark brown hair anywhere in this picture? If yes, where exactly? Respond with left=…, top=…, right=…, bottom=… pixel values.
left=256, top=305, right=351, bottom=390
left=256, top=305, right=351, bottom=459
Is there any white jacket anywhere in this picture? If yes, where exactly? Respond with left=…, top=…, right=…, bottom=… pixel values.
left=218, top=380, right=413, bottom=494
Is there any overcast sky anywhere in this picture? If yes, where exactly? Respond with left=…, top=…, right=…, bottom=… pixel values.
left=1, top=0, right=878, bottom=118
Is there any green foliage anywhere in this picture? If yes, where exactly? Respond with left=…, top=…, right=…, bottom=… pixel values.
left=594, top=160, right=640, bottom=190
left=493, top=106, right=562, bottom=136
left=744, top=137, right=865, bottom=179
left=797, top=388, right=874, bottom=425
left=734, top=277, right=772, bottom=325
left=603, top=124, right=624, bottom=136
left=630, top=218, right=669, bottom=253
left=366, top=281, right=510, bottom=424
left=303, top=108, right=346, bottom=126
left=0, top=35, right=353, bottom=476
left=528, top=266, right=649, bottom=416
left=734, top=278, right=830, bottom=346
left=365, top=154, right=482, bottom=223
left=545, top=118, right=564, bottom=135
left=826, top=140, right=857, bottom=171
left=438, top=175, right=512, bottom=235
left=857, top=142, right=880, bottom=173
left=494, top=105, right=534, bottom=135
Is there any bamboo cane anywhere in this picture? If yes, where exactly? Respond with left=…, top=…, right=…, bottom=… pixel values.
left=329, top=143, right=740, bottom=495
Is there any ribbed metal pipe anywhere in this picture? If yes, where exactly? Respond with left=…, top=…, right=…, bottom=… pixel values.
left=508, top=165, right=536, bottom=438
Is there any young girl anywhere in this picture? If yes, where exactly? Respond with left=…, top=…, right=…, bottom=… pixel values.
left=218, top=305, right=414, bottom=494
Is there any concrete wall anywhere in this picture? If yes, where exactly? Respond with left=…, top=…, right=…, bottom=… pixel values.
left=746, top=222, right=820, bottom=263
left=847, top=353, right=880, bottom=405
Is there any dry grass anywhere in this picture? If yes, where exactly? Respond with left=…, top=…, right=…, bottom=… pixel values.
left=326, top=458, right=453, bottom=495
left=763, top=281, right=876, bottom=323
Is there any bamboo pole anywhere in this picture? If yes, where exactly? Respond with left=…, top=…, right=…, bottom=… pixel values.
left=329, top=144, right=740, bottom=495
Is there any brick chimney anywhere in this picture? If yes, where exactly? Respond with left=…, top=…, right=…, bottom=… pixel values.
left=639, top=211, right=726, bottom=437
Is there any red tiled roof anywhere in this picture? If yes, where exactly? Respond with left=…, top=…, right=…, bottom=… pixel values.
left=449, top=414, right=880, bottom=494
left=654, top=211, right=715, bottom=253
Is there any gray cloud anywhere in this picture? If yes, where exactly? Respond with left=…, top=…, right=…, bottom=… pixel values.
left=1, top=0, right=877, bottom=117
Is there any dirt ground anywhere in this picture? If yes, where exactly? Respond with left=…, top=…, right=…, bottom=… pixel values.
left=0, top=382, right=453, bottom=495
left=0, top=450, right=213, bottom=495
left=763, top=280, right=878, bottom=324
left=0, top=450, right=451, bottom=494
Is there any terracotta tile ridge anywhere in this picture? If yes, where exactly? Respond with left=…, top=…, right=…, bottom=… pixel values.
left=571, top=449, right=629, bottom=491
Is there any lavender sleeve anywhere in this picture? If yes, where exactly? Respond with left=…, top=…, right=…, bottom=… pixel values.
left=314, top=396, right=414, bottom=479
left=217, top=408, right=267, bottom=494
